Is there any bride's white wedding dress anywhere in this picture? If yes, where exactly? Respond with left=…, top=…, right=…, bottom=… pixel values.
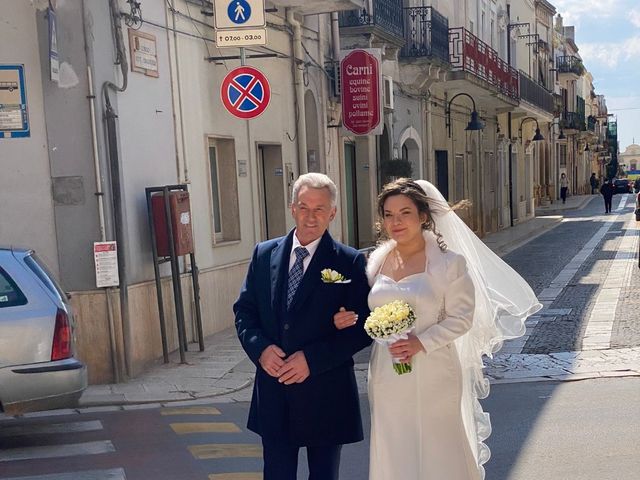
left=367, top=232, right=482, bottom=480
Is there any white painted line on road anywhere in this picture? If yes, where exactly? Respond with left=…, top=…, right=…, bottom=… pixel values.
left=583, top=211, right=639, bottom=350
left=500, top=195, right=629, bottom=355
left=0, top=421, right=103, bottom=438
left=0, top=440, right=115, bottom=462
left=0, top=468, right=126, bottom=480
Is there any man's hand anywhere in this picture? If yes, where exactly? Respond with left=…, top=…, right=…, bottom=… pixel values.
left=259, top=344, right=286, bottom=377
left=276, top=351, right=310, bottom=385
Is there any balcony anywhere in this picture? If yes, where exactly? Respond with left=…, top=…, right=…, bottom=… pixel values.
left=560, top=112, right=586, bottom=133
left=519, top=71, right=553, bottom=115
left=449, top=27, right=519, bottom=100
left=587, top=115, right=597, bottom=132
left=272, top=0, right=365, bottom=15
left=400, top=6, right=449, bottom=64
left=338, top=0, right=404, bottom=43
left=556, top=55, right=585, bottom=78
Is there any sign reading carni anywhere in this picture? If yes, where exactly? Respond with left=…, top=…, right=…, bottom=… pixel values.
left=340, top=49, right=382, bottom=136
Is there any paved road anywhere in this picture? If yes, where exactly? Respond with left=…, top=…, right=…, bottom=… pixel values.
left=1, top=378, right=638, bottom=479
left=2, top=193, right=639, bottom=479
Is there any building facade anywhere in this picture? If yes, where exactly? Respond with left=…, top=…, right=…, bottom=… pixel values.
left=0, top=0, right=613, bottom=383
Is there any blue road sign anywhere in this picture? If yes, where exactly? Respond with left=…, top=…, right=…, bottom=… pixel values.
left=228, top=0, right=252, bottom=25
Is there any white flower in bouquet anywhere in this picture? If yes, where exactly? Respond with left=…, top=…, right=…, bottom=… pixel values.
left=364, top=300, right=416, bottom=374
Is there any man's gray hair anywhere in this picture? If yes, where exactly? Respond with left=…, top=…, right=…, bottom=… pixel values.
left=291, top=173, right=337, bottom=206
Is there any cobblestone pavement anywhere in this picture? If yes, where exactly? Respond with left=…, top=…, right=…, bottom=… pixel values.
left=486, top=192, right=640, bottom=382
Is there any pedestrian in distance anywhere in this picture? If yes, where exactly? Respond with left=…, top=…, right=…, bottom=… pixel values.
left=234, top=173, right=372, bottom=480
left=634, top=177, right=640, bottom=194
left=334, top=178, right=541, bottom=479
left=590, top=173, right=598, bottom=194
left=560, top=173, right=569, bottom=204
left=600, top=178, right=615, bottom=214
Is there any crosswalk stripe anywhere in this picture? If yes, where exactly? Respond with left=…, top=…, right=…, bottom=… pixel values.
left=170, top=422, right=241, bottom=434
left=0, top=421, right=103, bottom=438
left=189, top=444, right=262, bottom=459
left=161, top=407, right=221, bottom=416
left=0, top=440, right=115, bottom=462
left=0, top=468, right=126, bottom=480
left=208, top=474, right=262, bottom=480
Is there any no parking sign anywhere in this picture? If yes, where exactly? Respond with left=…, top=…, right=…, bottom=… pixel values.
left=220, top=66, right=271, bottom=119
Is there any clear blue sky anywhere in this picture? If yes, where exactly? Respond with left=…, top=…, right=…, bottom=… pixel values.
left=554, top=0, right=640, bottom=152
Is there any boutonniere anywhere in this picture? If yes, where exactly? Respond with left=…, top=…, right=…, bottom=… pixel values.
left=321, top=268, right=351, bottom=284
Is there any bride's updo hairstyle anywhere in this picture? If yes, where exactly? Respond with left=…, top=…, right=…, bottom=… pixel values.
left=376, top=178, right=447, bottom=252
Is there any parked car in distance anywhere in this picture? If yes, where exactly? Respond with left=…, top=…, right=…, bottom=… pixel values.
left=613, top=179, right=633, bottom=194
left=0, top=248, right=87, bottom=415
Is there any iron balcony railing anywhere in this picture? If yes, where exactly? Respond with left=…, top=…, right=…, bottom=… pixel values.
left=338, top=0, right=404, bottom=40
left=400, top=6, right=449, bottom=64
left=587, top=115, right=597, bottom=132
left=519, top=71, right=553, bottom=113
left=557, top=55, right=585, bottom=76
left=449, top=27, right=519, bottom=99
left=561, top=111, right=586, bottom=131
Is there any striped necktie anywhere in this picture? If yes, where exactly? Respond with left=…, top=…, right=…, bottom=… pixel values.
left=286, top=246, right=309, bottom=309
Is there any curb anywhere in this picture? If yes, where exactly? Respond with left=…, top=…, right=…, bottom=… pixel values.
left=535, top=195, right=595, bottom=216
left=78, top=378, right=254, bottom=409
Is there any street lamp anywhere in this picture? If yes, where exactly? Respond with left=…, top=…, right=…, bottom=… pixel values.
left=518, top=117, right=544, bottom=142
left=446, top=93, right=484, bottom=137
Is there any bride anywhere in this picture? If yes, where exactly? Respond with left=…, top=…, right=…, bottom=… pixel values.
left=334, top=178, right=541, bottom=479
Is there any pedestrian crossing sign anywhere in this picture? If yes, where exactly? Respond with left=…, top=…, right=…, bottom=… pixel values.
left=214, top=0, right=265, bottom=30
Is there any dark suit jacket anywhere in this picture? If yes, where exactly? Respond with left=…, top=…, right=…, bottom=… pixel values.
left=234, top=230, right=372, bottom=447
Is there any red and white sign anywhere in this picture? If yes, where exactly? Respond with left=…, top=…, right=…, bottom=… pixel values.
left=221, top=66, right=271, bottom=119
left=93, top=241, right=119, bottom=288
left=340, top=49, right=383, bottom=136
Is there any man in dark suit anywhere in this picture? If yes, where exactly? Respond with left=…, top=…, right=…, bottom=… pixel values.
left=600, top=178, right=614, bottom=214
left=234, top=173, right=372, bottom=480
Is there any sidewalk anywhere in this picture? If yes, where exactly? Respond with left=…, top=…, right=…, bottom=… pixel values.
left=75, top=194, right=622, bottom=409
left=534, top=193, right=595, bottom=216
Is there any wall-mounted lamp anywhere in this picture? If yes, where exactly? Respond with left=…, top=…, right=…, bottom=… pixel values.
left=518, top=116, right=544, bottom=142
left=446, top=93, right=484, bottom=137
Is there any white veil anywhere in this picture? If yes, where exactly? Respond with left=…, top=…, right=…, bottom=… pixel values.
left=415, top=180, right=542, bottom=478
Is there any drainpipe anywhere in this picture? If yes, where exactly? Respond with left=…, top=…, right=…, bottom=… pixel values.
left=424, top=91, right=433, bottom=180
left=331, top=12, right=340, bottom=60
left=507, top=4, right=514, bottom=227
left=103, top=0, right=133, bottom=378
left=167, top=1, right=188, bottom=183
left=81, top=0, right=123, bottom=383
left=287, top=8, right=307, bottom=175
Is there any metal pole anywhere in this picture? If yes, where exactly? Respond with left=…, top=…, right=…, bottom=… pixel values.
left=240, top=47, right=246, bottom=66
left=146, top=188, right=170, bottom=363
left=190, top=253, right=205, bottom=351
left=163, top=187, right=187, bottom=363
left=105, top=101, right=133, bottom=378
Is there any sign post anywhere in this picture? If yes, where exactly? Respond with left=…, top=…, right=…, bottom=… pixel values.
left=340, top=49, right=383, bottom=136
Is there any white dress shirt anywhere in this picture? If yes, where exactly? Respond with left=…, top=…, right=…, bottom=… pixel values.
left=289, top=231, right=322, bottom=274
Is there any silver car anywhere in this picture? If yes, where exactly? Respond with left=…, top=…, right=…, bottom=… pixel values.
left=0, top=248, right=87, bottom=415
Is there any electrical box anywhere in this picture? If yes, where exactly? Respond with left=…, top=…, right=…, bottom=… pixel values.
left=151, top=191, right=194, bottom=257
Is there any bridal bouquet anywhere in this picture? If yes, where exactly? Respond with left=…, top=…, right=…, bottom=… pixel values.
left=364, top=300, right=416, bottom=375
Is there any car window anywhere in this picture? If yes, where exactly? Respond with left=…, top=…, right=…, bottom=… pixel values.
left=23, top=253, right=67, bottom=303
left=0, top=266, right=28, bottom=308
